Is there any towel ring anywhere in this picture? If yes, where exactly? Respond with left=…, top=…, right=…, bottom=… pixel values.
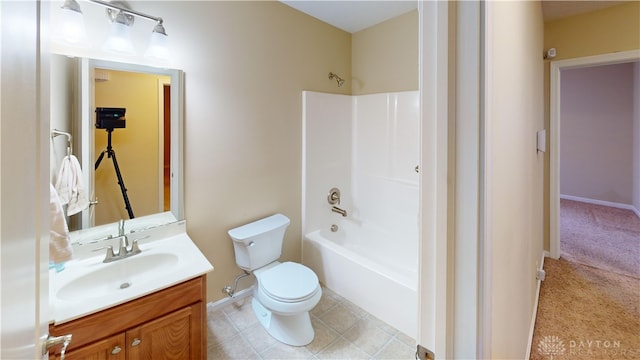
left=51, top=129, right=73, bottom=157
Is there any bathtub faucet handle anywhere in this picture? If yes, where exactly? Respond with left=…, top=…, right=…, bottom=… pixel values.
left=328, top=187, right=341, bottom=205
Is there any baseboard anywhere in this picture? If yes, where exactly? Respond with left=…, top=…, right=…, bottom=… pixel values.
left=560, top=194, right=637, bottom=213
left=526, top=251, right=547, bottom=359
left=206, top=286, right=253, bottom=313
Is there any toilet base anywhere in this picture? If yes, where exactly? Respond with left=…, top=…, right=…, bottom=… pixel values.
left=251, top=298, right=315, bottom=346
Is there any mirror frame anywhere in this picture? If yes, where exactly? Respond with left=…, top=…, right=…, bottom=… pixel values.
left=75, top=58, right=184, bottom=228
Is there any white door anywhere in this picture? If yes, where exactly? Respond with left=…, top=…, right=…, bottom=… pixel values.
left=0, top=1, right=50, bottom=359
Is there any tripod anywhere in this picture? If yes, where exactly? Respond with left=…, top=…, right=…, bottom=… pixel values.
left=95, top=128, right=134, bottom=219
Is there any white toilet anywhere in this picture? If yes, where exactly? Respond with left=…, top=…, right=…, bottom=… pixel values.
left=228, top=214, right=322, bottom=346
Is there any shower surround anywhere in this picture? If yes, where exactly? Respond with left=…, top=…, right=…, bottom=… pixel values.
left=302, top=90, right=419, bottom=338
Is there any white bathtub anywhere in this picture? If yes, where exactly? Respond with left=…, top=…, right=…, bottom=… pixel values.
left=303, top=219, right=417, bottom=338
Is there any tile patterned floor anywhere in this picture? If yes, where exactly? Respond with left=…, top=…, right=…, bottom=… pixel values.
left=207, top=287, right=416, bottom=359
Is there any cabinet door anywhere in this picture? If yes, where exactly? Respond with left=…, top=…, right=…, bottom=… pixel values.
left=51, top=333, right=125, bottom=360
left=126, top=303, right=202, bottom=360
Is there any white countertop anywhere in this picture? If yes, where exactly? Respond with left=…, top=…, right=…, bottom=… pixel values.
left=50, top=220, right=213, bottom=325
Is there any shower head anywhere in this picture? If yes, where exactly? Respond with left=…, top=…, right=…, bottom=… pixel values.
left=328, top=72, right=345, bottom=87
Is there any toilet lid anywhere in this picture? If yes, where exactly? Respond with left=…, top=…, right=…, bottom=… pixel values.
left=261, top=262, right=319, bottom=302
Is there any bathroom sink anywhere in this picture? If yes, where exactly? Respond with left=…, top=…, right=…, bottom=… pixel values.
left=50, top=221, right=214, bottom=324
left=56, top=253, right=179, bottom=301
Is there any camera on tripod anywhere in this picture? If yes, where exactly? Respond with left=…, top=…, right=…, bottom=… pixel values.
left=94, top=106, right=134, bottom=219
left=95, top=107, right=126, bottom=130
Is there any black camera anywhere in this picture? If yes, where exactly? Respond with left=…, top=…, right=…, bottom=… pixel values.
left=95, top=107, right=126, bottom=129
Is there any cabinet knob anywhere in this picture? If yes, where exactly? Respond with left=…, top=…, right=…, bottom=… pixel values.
left=131, top=338, right=142, bottom=347
left=111, top=346, right=122, bottom=355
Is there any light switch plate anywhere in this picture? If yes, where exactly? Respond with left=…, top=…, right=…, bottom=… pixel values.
left=537, top=129, right=546, bottom=152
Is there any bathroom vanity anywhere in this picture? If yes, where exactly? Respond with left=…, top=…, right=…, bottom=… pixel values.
left=47, top=55, right=199, bottom=358
left=49, top=276, right=205, bottom=359
left=48, top=219, right=213, bottom=360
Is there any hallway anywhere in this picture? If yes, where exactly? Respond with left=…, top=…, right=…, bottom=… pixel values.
left=530, top=200, right=640, bottom=359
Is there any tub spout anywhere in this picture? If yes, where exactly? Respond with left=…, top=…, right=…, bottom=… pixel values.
left=331, top=206, right=347, bottom=217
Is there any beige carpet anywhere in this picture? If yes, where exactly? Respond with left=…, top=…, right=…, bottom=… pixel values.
left=531, top=201, right=640, bottom=359
left=531, top=258, right=640, bottom=360
left=559, top=199, right=639, bottom=278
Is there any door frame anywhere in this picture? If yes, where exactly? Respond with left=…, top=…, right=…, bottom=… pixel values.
left=549, top=49, right=640, bottom=259
left=157, top=80, right=171, bottom=212
left=418, top=1, right=486, bottom=357
left=417, top=0, right=456, bottom=357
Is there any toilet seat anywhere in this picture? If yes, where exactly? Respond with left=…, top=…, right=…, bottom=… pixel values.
left=260, top=262, right=319, bottom=303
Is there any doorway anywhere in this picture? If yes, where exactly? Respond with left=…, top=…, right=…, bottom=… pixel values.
left=549, top=50, right=640, bottom=259
left=162, top=83, right=171, bottom=212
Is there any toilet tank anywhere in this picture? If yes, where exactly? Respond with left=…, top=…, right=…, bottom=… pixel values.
left=228, top=214, right=291, bottom=271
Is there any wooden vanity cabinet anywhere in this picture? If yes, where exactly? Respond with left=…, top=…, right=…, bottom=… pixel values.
left=62, top=334, right=125, bottom=360
left=49, top=276, right=206, bottom=360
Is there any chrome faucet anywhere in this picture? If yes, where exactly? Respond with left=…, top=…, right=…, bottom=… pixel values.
left=118, top=219, right=125, bottom=236
left=331, top=206, right=348, bottom=217
left=99, top=236, right=141, bottom=263
left=94, top=219, right=142, bottom=263
left=328, top=187, right=347, bottom=216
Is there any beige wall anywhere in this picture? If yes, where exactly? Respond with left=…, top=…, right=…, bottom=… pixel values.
left=162, top=1, right=352, bottom=302
left=488, top=1, right=544, bottom=357
left=48, top=0, right=352, bottom=304
left=50, top=0, right=352, bottom=302
left=560, top=63, right=635, bottom=204
left=544, top=2, right=640, bottom=60
left=351, top=10, right=418, bottom=95
left=94, top=70, right=169, bottom=225
left=543, top=1, right=640, bottom=249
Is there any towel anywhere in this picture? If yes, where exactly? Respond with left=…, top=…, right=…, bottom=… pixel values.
left=50, top=183, right=73, bottom=263
left=55, top=154, right=89, bottom=216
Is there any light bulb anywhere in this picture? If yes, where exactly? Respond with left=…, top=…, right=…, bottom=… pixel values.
left=53, top=0, right=89, bottom=47
left=102, top=13, right=135, bottom=56
left=145, top=23, right=170, bottom=63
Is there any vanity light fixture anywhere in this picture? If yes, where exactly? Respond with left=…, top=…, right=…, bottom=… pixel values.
left=54, top=0, right=170, bottom=62
left=53, top=0, right=90, bottom=47
left=101, top=7, right=136, bottom=55
left=144, top=21, right=170, bottom=62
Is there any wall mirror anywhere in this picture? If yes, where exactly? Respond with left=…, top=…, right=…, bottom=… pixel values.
left=50, top=54, right=184, bottom=232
